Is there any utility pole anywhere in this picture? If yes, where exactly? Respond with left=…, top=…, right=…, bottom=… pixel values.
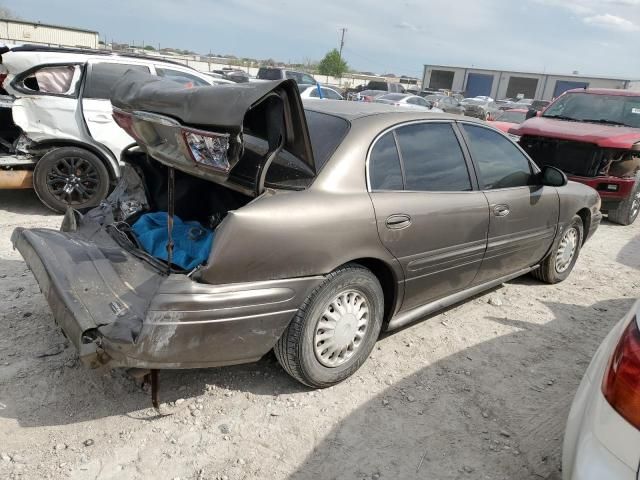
left=338, top=27, right=347, bottom=61
left=338, top=27, right=347, bottom=84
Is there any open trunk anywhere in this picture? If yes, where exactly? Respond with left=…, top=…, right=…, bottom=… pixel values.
left=12, top=77, right=318, bottom=367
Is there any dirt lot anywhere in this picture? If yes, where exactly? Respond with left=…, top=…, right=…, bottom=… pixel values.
left=0, top=189, right=639, bottom=480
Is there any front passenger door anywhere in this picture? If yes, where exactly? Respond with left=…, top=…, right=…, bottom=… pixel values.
left=368, top=122, right=490, bottom=311
left=460, top=123, right=559, bottom=284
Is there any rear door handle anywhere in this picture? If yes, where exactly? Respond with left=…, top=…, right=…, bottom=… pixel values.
left=385, top=214, right=412, bottom=229
left=493, top=204, right=510, bottom=217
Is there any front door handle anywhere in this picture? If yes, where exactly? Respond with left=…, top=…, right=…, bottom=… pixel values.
left=493, top=204, right=510, bottom=217
left=385, top=214, right=412, bottom=229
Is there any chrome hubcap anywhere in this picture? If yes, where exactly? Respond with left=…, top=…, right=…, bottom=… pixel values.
left=555, top=227, right=578, bottom=273
left=314, top=290, right=369, bottom=368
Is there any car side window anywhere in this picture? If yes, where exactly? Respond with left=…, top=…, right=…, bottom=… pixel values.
left=370, top=132, right=403, bottom=190
left=395, top=123, right=472, bottom=191
left=302, top=74, right=316, bottom=84
left=462, top=124, right=533, bottom=190
left=309, top=88, right=320, bottom=98
left=84, top=63, right=150, bottom=100
left=406, top=97, right=418, bottom=105
left=414, top=97, right=428, bottom=107
left=16, top=64, right=81, bottom=96
left=156, top=67, right=210, bottom=87
left=324, top=88, right=341, bottom=100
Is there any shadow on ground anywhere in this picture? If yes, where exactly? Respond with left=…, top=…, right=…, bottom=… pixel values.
left=0, top=189, right=56, bottom=216
left=284, top=297, right=632, bottom=480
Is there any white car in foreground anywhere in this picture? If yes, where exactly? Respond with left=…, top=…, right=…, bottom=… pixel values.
left=563, top=300, right=640, bottom=479
left=374, top=93, right=443, bottom=112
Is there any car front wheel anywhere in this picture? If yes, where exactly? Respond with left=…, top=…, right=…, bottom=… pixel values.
left=531, top=215, right=583, bottom=284
left=274, top=264, right=384, bottom=388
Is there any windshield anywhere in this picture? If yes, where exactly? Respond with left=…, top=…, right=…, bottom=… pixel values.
left=494, top=110, right=527, bottom=124
left=462, top=99, right=485, bottom=105
left=257, top=68, right=282, bottom=80
left=543, top=92, right=640, bottom=128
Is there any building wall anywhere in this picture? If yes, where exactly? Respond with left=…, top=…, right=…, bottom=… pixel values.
left=423, top=65, right=629, bottom=101
left=0, top=20, right=99, bottom=49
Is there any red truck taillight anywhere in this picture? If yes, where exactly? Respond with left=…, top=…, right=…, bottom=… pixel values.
left=602, top=316, right=640, bottom=429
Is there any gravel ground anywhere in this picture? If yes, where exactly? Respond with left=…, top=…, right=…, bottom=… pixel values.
left=1, top=189, right=639, bottom=480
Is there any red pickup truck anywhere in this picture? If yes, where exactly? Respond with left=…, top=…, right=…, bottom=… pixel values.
left=510, top=88, right=640, bottom=225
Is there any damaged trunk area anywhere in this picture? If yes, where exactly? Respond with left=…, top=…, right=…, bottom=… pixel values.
left=521, top=135, right=640, bottom=178
left=12, top=77, right=319, bottom=369
left=88, top=150, right=253, bottom=274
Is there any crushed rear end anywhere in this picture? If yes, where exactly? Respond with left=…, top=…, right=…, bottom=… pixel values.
left=12, top=75, right=322, bottom=369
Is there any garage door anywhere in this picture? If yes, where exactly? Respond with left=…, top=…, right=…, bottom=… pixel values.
left=553, top=80, right=589, bottom=98
left=429, top=70, right=455, bottom=90
left=506, top=77, right=538, bottom=99
left=466, top=73, right=493, bottom=98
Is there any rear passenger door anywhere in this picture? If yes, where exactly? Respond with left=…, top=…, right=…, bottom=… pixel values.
left=459, top=123, right=559, bottom=283
left=81, top=61, right=151, bottom=161
left=368, top=122, right=490, bottom=311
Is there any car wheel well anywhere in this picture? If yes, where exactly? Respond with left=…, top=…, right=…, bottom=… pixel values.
left=31, top=140, right=117, bottom=181
left=576, top=208, right=590, bottom=244
left=347, top=258, right=397, bottom=326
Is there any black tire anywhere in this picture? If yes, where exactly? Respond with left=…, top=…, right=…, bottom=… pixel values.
left=274, top=264, right=384, bottom=388
left=531, top=215, right=583, bottom=284
left=607, top=182, right=640, bottom=226
left=33, top=147, right=110, bottom=213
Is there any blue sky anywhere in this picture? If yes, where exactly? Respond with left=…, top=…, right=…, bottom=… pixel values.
left=6, top=0, right=640, bottom=78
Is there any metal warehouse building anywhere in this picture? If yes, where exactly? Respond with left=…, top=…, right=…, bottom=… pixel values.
left=0, top=18, right=99, bottom=49
left=423, top=64, right=630, bottom=101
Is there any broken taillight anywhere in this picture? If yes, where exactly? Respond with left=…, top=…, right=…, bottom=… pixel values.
left=182, top=128, right=230, bottom=172
left=602, top=316, right=640, bottom=430
left=113, top=108, right=232, bottom=173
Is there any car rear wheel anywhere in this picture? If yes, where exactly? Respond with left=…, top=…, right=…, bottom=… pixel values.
left=33, top=147, right=110, bottom=213
left=531, top=215, right=583, bottom=284
left=608, top=183, right=640, bottom=226
left=274, top=264, right=384, bottom=388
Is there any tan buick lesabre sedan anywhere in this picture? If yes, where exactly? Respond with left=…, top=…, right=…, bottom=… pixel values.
left=12, top=74, right=602, bottom=389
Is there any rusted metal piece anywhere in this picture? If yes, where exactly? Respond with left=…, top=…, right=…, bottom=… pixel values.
left=151, top=369, right=159, bottom=410
left=142, top=369, right=160, bottom=410
left=0, top=170, right=32, bottom=189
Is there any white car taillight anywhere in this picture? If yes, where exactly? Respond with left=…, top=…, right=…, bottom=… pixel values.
left=602, top=316, right=640, bottom=429
left=182, top=129, right=230, bottom=172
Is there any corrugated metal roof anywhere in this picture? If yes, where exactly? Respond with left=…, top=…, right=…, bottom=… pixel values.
left=0, top=18, right=98, bottom=35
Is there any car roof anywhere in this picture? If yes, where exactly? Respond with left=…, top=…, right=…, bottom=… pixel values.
left=3, top=44, right=189, bottom=68
left=565, top=88, right=640, bottom=97
left=504, top=108, right=529, bottom=113
left=303, top=99, right=482, bottom=123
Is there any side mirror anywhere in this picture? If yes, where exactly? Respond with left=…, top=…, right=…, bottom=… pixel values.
left=541, top=166, right=568, bottom=187
left=525, top=108, right=537, bottom=120
left=426, top=101, right=434, bottom=109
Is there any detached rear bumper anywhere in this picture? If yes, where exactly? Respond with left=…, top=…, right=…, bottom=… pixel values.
left=12, top=226, right=322, bottom=369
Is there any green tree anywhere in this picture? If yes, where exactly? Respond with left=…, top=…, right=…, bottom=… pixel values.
left=318, top=49, right=348, bottom=77
left=144, top=45, right=155, bottom=51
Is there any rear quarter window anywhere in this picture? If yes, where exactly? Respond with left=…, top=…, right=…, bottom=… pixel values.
left=84, top=63, right=150, bottom=99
